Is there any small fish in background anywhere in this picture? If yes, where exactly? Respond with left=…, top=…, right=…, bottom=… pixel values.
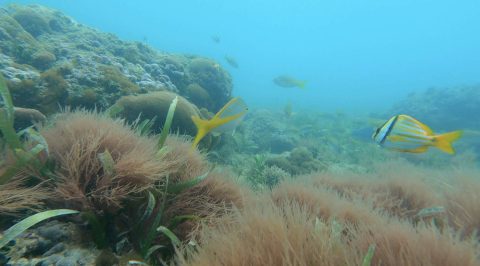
left=283, top=102, right=293, bottom=118
left=372, top=114, right=463, bottom=154
left=224, top=55, right=239, bottom=68
left=191, top=97, right=248, bottom=148
left=211, top=35, right=221, bottom=44
left=273, top=75, right=307, bottom=89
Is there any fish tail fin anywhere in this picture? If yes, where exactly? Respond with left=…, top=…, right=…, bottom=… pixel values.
left=191, top=115, right=210, bottom=148
left=297, top=80, right=307, bottom=89
left=433, top=130, right=463, bottom=154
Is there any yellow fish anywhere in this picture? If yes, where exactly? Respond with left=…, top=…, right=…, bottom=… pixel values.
left=372, top=114, right=462, bottom=154
left=191, top=97, right=248, bottom=148
left=273, top=75, right=306, bottom=89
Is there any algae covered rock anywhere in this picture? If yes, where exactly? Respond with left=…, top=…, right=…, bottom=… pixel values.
left=242, top=109, right=297, bottom=153
left=98, top=65, right=140, bottom=94
left=115, top=91, right=201, bottom=136
left=185, top=82, right=214, bottom=110
left=13, top=106, right=46, bottom=129
left=11, top=5, right=52, bottom=37
left=30, top=50, right=56, bottom=70
left=5, top=66, right=69, bottom=115
left=187, top=57, right=232, bottom=110
left=0, top=4, right=234, bottom=114
left=265, top=147, right=325, bottom=176
left=389, top=86, right=480, bottom=130
left=5, top=221, right=99, bottom=266
left=0, top=8, right=44, bottom=65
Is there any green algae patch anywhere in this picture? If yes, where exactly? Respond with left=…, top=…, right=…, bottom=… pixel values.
left=99, top=65, right=140, bottom=95
left=115, top=91, right=201, bottom=136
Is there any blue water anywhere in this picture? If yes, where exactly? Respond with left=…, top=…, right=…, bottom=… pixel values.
left=6, top=0, right=480, bottom=113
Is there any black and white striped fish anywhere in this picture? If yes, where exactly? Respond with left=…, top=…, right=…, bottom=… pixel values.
left=372, top=114, right=462, bottom=154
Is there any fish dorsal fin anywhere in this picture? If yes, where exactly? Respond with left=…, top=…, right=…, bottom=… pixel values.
left=211, top=97, right=248, bottom=133
left=214, top=97, right=247, bottom=118
left=397, top=115, right=434, bottom=135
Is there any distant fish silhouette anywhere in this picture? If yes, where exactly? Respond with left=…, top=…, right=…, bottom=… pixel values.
left=273, top=75, right=306, bottom=89
left=224, top=55, right=239, bottom=68
left=211, top=35, right=221, bottom=44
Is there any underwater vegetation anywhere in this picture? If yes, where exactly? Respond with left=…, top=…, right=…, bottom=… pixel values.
left=209, top=108, right=397, bottom=178
left=0, top=4, right=232, bottom=115
left=0, top=74, right=245, bottom=264
left=1, top=3, right=480, bottom=266
left=177, top=161, right=480, bottom=266
left=113, top=91, right=201, bottom=136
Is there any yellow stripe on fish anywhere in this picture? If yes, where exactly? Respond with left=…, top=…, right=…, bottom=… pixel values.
left=372, top=114, right=462, bottom=154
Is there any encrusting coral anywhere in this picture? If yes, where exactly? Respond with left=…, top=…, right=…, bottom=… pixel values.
left=1, top=4, right=233, bottom=115
left=187, top=58, right=232, bottom=111
left=114, top=91, right=201, bottom=136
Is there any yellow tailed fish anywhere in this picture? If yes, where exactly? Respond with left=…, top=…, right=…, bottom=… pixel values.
left=191, top=97, right=248, bottom=148
left=372, top=114, right=462, bottom=154
left=273, top=75, right=306, bottom=89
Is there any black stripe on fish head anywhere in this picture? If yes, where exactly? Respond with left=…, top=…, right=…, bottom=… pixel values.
left=380, top=115, right=399, bottom=144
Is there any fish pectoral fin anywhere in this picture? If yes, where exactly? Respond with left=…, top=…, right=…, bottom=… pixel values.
left=433, top=130, right=463, bottom=154
left=214, top=97, right=239, bottom=118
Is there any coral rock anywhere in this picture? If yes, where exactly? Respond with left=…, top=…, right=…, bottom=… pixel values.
left=115, top=91, right=201, bottom=136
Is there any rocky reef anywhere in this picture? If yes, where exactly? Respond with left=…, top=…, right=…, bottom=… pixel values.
left=208, top=108, right=397, bottom=188
left=388, top=85, right=480, bottom=160
left=1, top=4, right=480, bottom=266
left=388, top=85, right=480, bottom=131
left=0, top=110, right=245, bottom=265
left=0, top=4, right=232, bottom=117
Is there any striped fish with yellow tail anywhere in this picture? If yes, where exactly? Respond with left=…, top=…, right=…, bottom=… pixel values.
left=191, top=97, right=248, bottom=148
left=372, top=114, right=462, bottom=154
